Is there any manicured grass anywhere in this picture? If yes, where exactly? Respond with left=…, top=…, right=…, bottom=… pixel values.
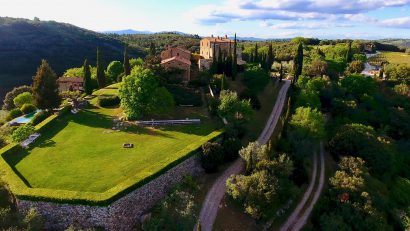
left=92, top=83, right=121, bottom=96
left=5, top=108, right=219, bottom=193
left=382, top=52, right=410, bottom=64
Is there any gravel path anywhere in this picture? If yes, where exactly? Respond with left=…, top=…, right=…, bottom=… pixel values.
left=279, top=141, right=325, bottom=231
left=197, top=80, right=291, bottom=231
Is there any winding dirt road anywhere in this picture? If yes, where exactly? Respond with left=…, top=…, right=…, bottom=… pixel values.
left=279, top=142, right=325, bottom=231
left=197, top=80, right=291, bottom=231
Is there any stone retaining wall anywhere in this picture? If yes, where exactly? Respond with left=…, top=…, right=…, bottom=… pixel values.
left=16, top=155, right=203, bottom=230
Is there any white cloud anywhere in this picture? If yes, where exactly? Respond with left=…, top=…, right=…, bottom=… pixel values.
left=380, top=16, right=410, bottom=28
left=264, top=21, right=354, bottom=29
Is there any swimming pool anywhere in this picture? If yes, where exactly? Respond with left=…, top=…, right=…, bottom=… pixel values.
left=9, top=110, right=41, bottom=125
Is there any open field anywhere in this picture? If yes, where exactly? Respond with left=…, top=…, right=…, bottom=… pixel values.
left=1, top=91, right=222, bottom=200
left=382, top=52, right=410, bottom=64
left=6, top=110, right=219, bottom=192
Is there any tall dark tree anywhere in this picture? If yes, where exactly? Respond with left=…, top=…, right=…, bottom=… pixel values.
left=32, top=59, right=61, bottom=110
left=279, top=62, right=284, bottom=82
left=232, top=33, right=238, bottom=80
left=83, top=59, right=92, bottom=95
left=217, top=46, right=223, bottom=74
left=293, top=42, right=303, bottom=83
left=254, top=43, right=259, bottom=63
left=346, top=41, right=353, bottom=63
left=267, top=43, right=274, bottom=71
left=225, top=42, right=233, bottom=77
left=149, top=42, right=156, bottom=56
left=123, top=45, right=131, bottom=76
left=96, top=47, right=106, bottom=88
left=210, top=43, right=217, bottom=74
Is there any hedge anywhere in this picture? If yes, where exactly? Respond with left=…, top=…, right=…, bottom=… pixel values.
left=0, top=129, right=224, bottom=206
left=97, top=95, right=120, bottom=107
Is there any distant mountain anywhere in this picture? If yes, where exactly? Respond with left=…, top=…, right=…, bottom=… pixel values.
left=103, top=29, right=153, bottom=35
left=0, top=17, right=145, bottom=103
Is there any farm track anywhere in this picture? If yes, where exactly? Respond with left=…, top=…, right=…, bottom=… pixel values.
left=279, top=142, right=325, bottom=231
left=197, top=80, right=291, bottom=231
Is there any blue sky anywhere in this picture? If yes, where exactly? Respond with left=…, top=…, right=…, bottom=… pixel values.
left=1, top=0, right=409, bottom=39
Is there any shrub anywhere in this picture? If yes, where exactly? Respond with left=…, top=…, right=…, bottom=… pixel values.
left=11, top=125, right=35, bottom=142
left=0, top=136, right=6, bottom=149
left=166, top=85, right=203, bottom=106
left=223, top=137, right=242, bottom=162
left=240, top=88, right=261, bottom=110
left=30, top=111, right=50, bottom=126
left=6, top=108, right=23, bottom=121
left=200, top=142, right=224, bottom=173
left=23, top=208, right=44, bottom=231
left=98, top=95, right=120, bottom=107
left=20, top=104, right=37, bottom=114
left=2, top=85, right=32, bottom=110
left=206, top=95, right=219, bottom=117
left=59, top=105, right=72, bottom=116
left=13, top=92, right=33, bottom=108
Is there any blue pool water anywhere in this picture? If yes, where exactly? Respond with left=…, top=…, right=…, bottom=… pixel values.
left=9, top=110, right=41, bottom=125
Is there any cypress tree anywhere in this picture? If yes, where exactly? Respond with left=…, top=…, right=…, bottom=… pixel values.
left=346, top=41, right=352, bottom=63
left=254, top=43, right=259, bottom=63
left=210, top=43, right=217, bottom=74
left=217, top=46, right=223, bottom=74
left=32, top=59, right=61, bottom=110
left=196, top=221, right=201, bottom=231
left=83, top=59, right=92, bottom=95
left=232, top=33, right=238, bottom=80
left=267, top=43, right=274, bottom=71
left=225, top=42, right=233, bottom=77
left=149, top=42, right=156, bottom=56
left=279, top=62, right=283, bottom=82
left=123, top=45, right=130, bottom=76
left=96, top=47, right=106, bottom=88
left=293, top=42, right=303, bottom=83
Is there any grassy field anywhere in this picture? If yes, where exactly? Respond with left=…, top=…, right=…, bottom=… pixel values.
left=4, top=95, right=220, bottom=193
left=382, top=52, right=410, bottom=64
left=6, top=110, right=218, bottom=192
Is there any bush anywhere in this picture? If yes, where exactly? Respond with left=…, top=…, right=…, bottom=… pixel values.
left=223, top=137, right=242, bottom=162
left=30, top=111, right=50, bottom=126
left=98, top=95, right=120, bottom=107
left=206, top=95, right=219, bottom=117
left=11, top=125, right=35, bottom=142
left=20, top=104, right=37, bottom=114
left=6, top=108, right=23, bottom=121
left=200, top=142, right=224, bottom=173
left=13, top=92, right=33, bottom=108
left=240, top=88, right=261, bottom=110
left=0, top=136, right=6, bottom=149
left=166, top=85, right=203, bottom=106
left=59, top=105, right=72, bottom=116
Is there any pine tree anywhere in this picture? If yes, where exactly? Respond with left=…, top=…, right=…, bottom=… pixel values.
left=96, top=47, right=106, bottom=88
left=32, top=59, right=61, bottom=110
left=149, top=42, right=156, bottom=56
left=254, top=43, right=259, bottom=63
left=293, top=42, right=303, bottom=83
left=83, top=59, right=92, bottom=95
left=267, top=43, right=274, bottom=72
left=123, top=45, right=130, bottom=76
left=232, top=33, right=238, bottom=80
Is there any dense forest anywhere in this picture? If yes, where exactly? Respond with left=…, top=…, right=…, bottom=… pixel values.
left=0, top=17, right=144, bottom=102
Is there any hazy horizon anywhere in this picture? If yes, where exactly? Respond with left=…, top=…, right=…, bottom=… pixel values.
left=1, top=0, right=410, bottom=39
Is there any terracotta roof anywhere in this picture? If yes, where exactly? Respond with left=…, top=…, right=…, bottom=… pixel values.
left=161, top=56, right=191, bottom=66
left=201, top=37, right=233, bottom=43
left=174, top=47, right=191, bottom=54
left=57, top=77, right=83, bottom=83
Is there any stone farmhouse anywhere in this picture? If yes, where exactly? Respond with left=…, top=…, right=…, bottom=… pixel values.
left=57, top=77, right=84, bottom=92
left=199, top=35, right=246, bottom=70
left=160, top=46, right=192, bottom=82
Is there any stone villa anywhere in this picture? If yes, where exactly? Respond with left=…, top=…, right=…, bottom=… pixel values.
left=160, top=46, right=192, bottom=82
left=57, top=77, right=84, bottom=92
left=199, top=35, right=246, bottom=70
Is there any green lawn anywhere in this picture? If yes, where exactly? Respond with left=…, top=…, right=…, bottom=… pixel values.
left=5, top=108, right=219, bottom=193
left=382, top=52, right=410, bottom=64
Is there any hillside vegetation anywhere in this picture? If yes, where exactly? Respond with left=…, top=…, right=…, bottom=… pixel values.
left=0, top=17, right=144, bottom=102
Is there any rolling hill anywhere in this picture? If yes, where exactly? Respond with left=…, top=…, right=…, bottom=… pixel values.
left=0, top=17, right=145, bottom=103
